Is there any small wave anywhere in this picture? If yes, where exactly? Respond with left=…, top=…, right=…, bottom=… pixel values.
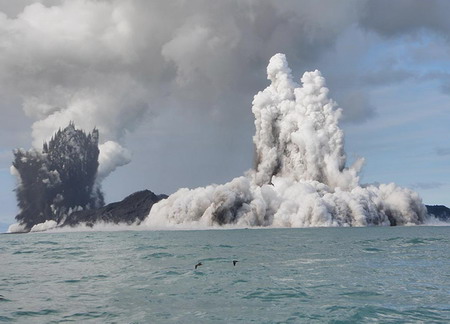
left=12, top=250, right=35, bottom=255
left=134, top=245, right=167, bottom=251
left=66, top=251, right=89, bottom=256
left=390, top=237, right=446, bottom=248
left=92, top=274, right=108, bottom=279
left=306, top=283, right=336, bottom=289
left=405, top=238, right=427, bottom=245
left=144, top=252, right=174, bottom=259
left=193, top=271, right=207, bottom=276
left=408, top=237, right=444, bottom=244
left=357, top=238, right=379, bottom=244
left=63, top=279, right=82, bottom=284
left=34, top=240, right=59, bottom=245
left=386, top=237, right=403, bottom=242
left=362, top=247, right=384, bottom=253
left=283, top=258, right=338, bottom=266
left=0, top=295, right=11, bottom=302
left=339, top=290, right=383, bottom=298
left=232, top=279, right=249, bottom=285
left=13, top=309, right=59, bottom=317
left=218, top=244, right=233, bottom=248
left=330, top=305, right=449, bottom=323
left=401, top=307, right=450, bottom=322
left=0, top=316, right=13, bottom=321
left=62, top=311, right=118, bottom=321
left=243, top=288, right=308, bottom=301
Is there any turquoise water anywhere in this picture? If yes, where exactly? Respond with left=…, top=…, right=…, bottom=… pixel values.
left=1, top=227, right=449, bottom=323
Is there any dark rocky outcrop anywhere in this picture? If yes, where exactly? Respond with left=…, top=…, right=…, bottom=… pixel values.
left=425, top=205, right=450, bottom=221
left=62, top=190, right=167, bottom=227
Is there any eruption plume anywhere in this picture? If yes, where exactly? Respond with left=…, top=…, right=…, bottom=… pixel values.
left=11, top=123, right=104, bottom=230
left=144, top=54, right=427, bottom=228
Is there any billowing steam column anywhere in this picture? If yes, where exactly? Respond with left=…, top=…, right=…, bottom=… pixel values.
left=145, top=53, right=427, bottom=228
left=253, top=55, right=362, bottom=189
left=11, top=123, right=104, bottom=231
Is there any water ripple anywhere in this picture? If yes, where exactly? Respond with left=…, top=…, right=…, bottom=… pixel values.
left=1, top=227, right=449, bottom=323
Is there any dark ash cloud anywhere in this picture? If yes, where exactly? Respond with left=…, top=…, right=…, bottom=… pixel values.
left=12, top=123, right=103, bottom=230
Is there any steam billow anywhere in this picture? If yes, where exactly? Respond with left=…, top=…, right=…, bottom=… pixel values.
left=12, top=123, right=104, bottom=231
left=145, top=54, right=427, bottom=228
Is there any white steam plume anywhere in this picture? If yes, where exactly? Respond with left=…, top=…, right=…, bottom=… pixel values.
left=144, top=54, right=427, bottom=228
left=98, top=141, right=132, bottom=181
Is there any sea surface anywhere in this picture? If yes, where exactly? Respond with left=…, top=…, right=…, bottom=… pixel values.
left=1, top=226, right=449, bottom=323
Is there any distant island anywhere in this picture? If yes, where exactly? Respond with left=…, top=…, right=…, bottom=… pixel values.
left=424, top=205, right=450, bottom=222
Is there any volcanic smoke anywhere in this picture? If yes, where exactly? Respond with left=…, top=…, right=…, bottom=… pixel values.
left=11, top=123, right=104, bottom=231
left=144, top=54, right=427, bottom=228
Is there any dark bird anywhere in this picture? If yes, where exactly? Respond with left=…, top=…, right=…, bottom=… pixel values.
left=195, top=262, right=202, bottom=269
left=233, top=260, right=239, bottom=266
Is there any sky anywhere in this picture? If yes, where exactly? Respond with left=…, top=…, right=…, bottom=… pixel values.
left=0, top=0, right=449, bottom=230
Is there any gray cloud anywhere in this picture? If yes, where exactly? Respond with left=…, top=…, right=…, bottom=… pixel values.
left=0, top=0, right=361, bottom=146
left=0, top=150, right=12, bottom=166
left=441, top=83, right=450, bottom=95
left=410, top=182, right=444, bottom=190
left=435, top=147, right=450, bottom=156
left=422, top=72, right=450, bottom=95
left=362, top=69, right=415, bottom=86
left=0, top=0, right=363, bottom=188
left=360, top=0, right=450, bottom=38
left=338, top=90, right=376, bottom=124
left=1, top=0, right=449, bottom=206
left=0, top=0, right=59, bottom=17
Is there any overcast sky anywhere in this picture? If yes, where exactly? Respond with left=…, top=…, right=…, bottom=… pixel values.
left=1, top=0, right=449, bottom=229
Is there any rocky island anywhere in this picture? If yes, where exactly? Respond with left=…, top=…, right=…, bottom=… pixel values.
left=61, top=190, right=167, bottom=227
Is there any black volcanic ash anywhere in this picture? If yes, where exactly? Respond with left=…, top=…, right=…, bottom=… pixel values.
left=12, top=123, right=104, bottom=230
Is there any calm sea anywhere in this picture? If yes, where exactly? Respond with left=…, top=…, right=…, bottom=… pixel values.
left=1, top=226, right=449, bottom=323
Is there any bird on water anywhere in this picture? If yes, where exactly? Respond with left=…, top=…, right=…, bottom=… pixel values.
left=195, top=262, right=202, bottom=269
left=233, top=260, right=239, bottom=266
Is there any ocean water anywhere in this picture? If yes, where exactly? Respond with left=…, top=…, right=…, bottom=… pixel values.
left=1, top=227, right=449, bottom=323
